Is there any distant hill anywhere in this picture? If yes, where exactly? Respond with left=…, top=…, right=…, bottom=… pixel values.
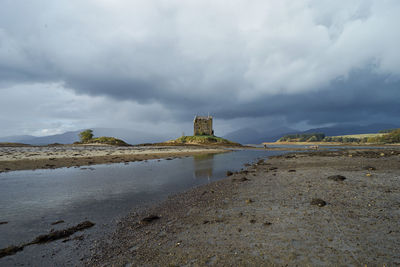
left=0, top=135, right=36, bottom=143
left=223, top=127, right=296, bottom=144
left=274, top=123, right=399, bottom=143
left=300, top=123, right=398, bottom=136
left=0, top=128, right=170, bottom=145
left=223, top=123, right=399, bottom=144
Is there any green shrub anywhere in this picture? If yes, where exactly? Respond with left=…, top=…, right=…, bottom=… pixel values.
left=79, top=129, right=93, bottom=142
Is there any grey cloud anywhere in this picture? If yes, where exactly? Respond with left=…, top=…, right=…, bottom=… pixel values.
left=1, top=0, right=400, bottom=136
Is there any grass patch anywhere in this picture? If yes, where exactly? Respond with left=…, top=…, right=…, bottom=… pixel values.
left=75, top=136, right=130, bottom=146
left=333, top=133, right=385, bottom=138
left=167, top=135, right=241, bottom=146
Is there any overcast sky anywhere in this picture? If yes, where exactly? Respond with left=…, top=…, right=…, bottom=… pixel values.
left=1, top=0, right=399, bottom=138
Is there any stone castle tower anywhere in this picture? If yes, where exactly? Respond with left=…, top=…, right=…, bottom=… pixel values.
left=193, top=115, right=214, bottom=136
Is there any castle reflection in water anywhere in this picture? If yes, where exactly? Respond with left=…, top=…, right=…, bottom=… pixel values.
left=193, top=153, right=215, bottom=180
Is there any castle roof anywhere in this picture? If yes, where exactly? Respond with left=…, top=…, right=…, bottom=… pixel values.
left=194, top=115, right=212, bottom=120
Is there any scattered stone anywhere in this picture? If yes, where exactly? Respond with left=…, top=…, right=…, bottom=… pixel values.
left=203, top=220, right=210, bottom=224
left=310, top=198, right=327, bottom=207
left=226, top=171, right=233, bottom=176
left=245, top=199, right=254, bottom=204
left=268, top=167, right=278, bottom=171
left=263, top=221, right=272, bottom=226
left=51, top=220, right=65, bottom=225
left=288, top=169, right=296, bottom=172
left=327, top=175, right=346, bottom=181
left=250, top=219, right=256, bottom=224
left=73, top=235, right=84, bottom=241
left=257, top=159, right=264, bottom=165
left=363, top=166, right=376, bottom=171
left=140, top=215, right=161, bottom=224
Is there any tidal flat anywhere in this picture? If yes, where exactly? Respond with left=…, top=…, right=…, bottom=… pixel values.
left=0, top=145, right=227, bottom=172
left=88, top=149, right=400, bottom=266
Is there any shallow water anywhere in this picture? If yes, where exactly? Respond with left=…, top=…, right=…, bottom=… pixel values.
left=0, top=149, right=287, bottom=251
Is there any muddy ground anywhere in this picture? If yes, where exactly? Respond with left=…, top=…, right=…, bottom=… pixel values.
left=87, top=149, right=400, bottom=266
left=0, top=145, right=226, bottom=172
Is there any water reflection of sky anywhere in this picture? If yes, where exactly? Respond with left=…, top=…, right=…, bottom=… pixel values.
left=193, top=153, right=214, bottom=180
left=0, top=149, right=288, bottom=248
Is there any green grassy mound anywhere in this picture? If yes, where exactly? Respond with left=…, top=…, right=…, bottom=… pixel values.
left=76, top=136, right=130, bottom=146
left=166, top=135, right=242, bottom=146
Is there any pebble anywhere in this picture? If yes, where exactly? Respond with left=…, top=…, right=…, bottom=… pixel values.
left=327, top=175, right=346, bottom=181
left=310, top=198, right=327, bottom=207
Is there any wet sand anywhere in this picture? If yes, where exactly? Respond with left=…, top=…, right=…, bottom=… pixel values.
left=0, top=145, right=227, bottom=172
left=88, top=149, right=400, bottom=266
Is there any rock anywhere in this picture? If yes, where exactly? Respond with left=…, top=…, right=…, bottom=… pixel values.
left=0, top=221, right=95, bottom=259
left=233, top=177, right=250, bottom=182
left=288, top=170, right=296, bottom=172
left=51, top=220, right=65, bottom=225
left=245, top=199, right=254, bottom=204
left=310, top=198, right=327, bottom=207
left=0, top=221, right=8, bottom=225
left=268, top=167, right=278, bottom=171
left=0, top=245, right=23, bottom=259
left=263, top=221, right=272, bottom=226
left=226, top=171, right=233, bottom=176
left=140, top=215, right=161, bottom=224
left=363, top=166, right=376, bottom=171
left=250, top=219, right=256, bottom=224
left=30, top=221, right=95, bottom=244
left=327, top=175, right=346, bottom=181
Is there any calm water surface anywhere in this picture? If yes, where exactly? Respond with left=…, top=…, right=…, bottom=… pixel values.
left=0, top=149, right=288, bottom=249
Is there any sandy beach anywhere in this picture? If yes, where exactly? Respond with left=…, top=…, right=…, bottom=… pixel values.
left=0, top=145, right=227, bottom=172
left=87, top=148, right=400, bottom=266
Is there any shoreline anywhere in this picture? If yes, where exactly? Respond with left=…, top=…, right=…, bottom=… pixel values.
left=88, top=148, right=400, bottom=266
left=0, top=145, right=228, bottom=172
left=263, top=141, right=400, bottom=146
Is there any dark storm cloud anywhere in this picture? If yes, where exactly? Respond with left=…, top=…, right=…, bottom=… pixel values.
left=1, top=0, right=400, bottom=135
left=213, top=69, right=400, bottom=126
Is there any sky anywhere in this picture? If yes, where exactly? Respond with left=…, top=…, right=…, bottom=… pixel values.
left=1, top=0, right=400, bottom=138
